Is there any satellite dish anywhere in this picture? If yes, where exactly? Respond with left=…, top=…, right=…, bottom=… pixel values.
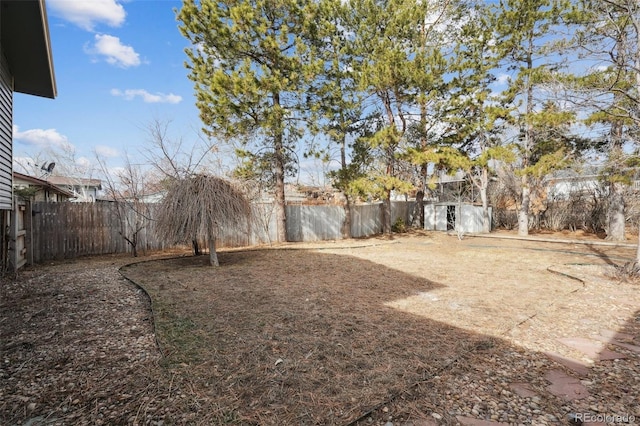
left=39, top=161, right=56, bottom=178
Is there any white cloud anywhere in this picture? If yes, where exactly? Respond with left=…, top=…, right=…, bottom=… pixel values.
left=13, top=125, right=74, bottom=150
left=109, top=166, right=127, bottom=177
left=76, top=156, right=93, bottom=173
left=13, top=157, right=37, bottom=175
left=48, top=0, right=126, bottom=31
left=86, top=34, right=140, bottom=68
left=95, top=145, right=120, bottom=158
left=110, top=88, right=182, bottom=104
left=496, top=74, right=511, bottom=85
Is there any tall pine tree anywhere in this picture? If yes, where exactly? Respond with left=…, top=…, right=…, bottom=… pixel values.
left=567, top=0, right=640, bottom=242
left=177, top=0, right=322, bottom=242
left=495, top=0, right=572, bottom=236
left=446, top=1, right=510, bottom=233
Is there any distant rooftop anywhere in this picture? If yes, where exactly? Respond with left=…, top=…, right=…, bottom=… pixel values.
left=13, top=172, right=74, bottom=197
left=47, top=176, right=102, bottom=189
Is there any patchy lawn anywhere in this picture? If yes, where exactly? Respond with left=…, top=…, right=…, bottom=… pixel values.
left=117, top=232, right=640, bottom=425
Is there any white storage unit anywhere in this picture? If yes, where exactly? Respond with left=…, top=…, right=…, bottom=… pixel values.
left=424, top=203, right=491, bottom=233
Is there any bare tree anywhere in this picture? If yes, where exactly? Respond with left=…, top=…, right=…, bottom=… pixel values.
left=96, top=153, right=158, bottom=257
left=155, top=175, right=251, bottom=266
left=142, top=118, right=230, bottom=253
left=141, top=119, right=218, bottom=180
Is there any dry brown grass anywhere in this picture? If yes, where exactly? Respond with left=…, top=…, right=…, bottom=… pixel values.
left=120, top=232, right=640, bottom=424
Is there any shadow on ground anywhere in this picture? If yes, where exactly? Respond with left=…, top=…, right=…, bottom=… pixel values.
left=120, top=247, right=639, bottom=425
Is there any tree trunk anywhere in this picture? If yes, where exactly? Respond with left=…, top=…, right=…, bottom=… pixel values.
left=273, top=161, right=287, bottom=242
left=605, top=36, right=627, bottom=241
left=273, top=92, right=287, bottom=243
left=474, top=166, right=491, bottom=234
left=518, top=177, right=530, bottom=236
left=417, top=90, right=428, bottom=230
left=382, top=191, right=392, bottom=235
left=208, top=233, right=219, bottom=267
left=192, top=239, right=200, bottom=256
left=414, top=189, right=425, bottom=229
left=480, top=188, right=490, bottom=234
left=340, top=132, right=351, bottom=239
left=342, top=196, right=352, bottom=239
left=607, top=182, right=625, bottom=241
left=518, top=34, right=534, bottom=238
left=636, top=226, right=640, bottom=264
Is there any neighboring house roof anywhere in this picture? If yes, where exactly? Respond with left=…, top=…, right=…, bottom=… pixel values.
left=438, top=170, right=466, bottom=183
left=1, top=0, right=57, bottom=98
left=47, top=176, right=103, bottom=190
left=135, top=191, right=165, bottom=203
left=13, top=171, right=74, bottom=198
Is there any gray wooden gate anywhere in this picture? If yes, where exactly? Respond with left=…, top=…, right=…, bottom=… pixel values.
left=10, top=200, right=32, bottom=270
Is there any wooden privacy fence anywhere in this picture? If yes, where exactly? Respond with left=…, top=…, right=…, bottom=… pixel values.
left=31, top=202, right=164, bottom=262
left=28, top=201, right=416, bottom=263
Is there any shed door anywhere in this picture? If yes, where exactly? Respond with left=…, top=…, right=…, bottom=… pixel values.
left=435, top=205, right=448, bottom=231
left=423, top=204, right=435, bottom=230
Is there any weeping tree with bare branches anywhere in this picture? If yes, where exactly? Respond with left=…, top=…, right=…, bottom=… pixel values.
left=155, top=175, right=251, bottom=266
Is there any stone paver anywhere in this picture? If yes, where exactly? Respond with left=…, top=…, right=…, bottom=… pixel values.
left=456, top=416, right=510, bottom=426
left=544, top=351, right=591, bottom=377
left=402, top=419, right=438, bottom=426
left=557, top=337, right=628, bottom=361
left=544, top=369, right=590, bottom=401
left=509, top=382, right=538, bottom=398
left=591, top=335, right=640, bottom=354
left=599, top=329, right=636, bottom=342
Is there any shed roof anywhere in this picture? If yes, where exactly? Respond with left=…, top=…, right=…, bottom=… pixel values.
left=1, top=0, right=56, bottom=98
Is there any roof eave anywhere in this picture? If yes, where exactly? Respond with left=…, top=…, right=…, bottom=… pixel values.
left=1, top=0, right=57, bottom=99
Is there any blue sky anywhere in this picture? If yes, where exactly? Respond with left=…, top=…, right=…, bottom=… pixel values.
left=13, top=0, right=204, bottom=176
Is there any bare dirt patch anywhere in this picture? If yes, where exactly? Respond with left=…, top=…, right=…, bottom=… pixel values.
left=2, top=232, right=639, bottom=425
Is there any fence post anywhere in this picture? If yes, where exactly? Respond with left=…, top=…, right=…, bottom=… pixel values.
left=25, top=200, right=33, bottom=266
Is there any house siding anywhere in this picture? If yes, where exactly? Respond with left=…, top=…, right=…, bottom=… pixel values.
left=0, top=47, right=13, bottom=211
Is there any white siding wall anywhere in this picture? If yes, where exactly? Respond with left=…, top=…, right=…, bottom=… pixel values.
left=0, top=47, right=13, bottom=210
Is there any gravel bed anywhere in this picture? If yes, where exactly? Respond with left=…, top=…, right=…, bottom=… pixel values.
left=0, top=255, right=194, bottom=425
